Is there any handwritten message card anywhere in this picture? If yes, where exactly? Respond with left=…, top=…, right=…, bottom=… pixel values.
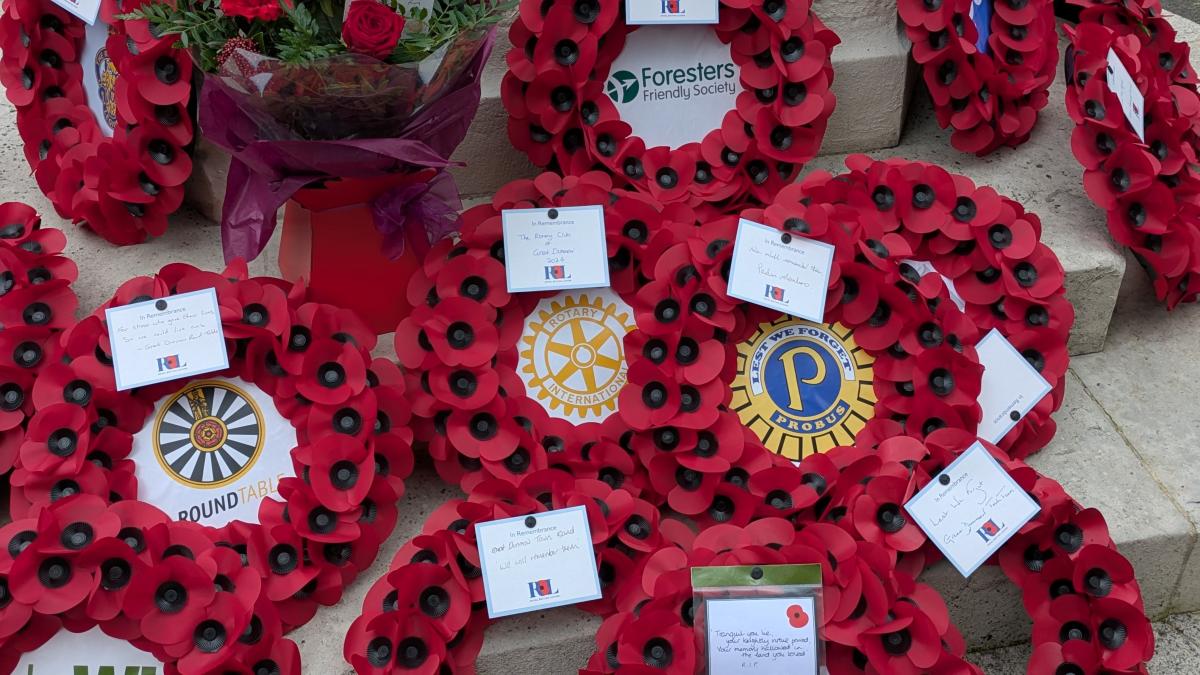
left=50, top=0, right=101, bottom=24
left=976, top=329, right=1052, bottom=444
left=905, top=442, right=1041, bottom=577
left=475, top=505, right=601, bottom=618
left=1107, top=48, right=1145, bottom=141
left=727, top=218, right=834, bottom=323
left=105, top=288, right=229, bottom=391
left=502, top=205, right=610, bottom=293
left=626, top=0, right=720, bottom=24
left=706, top=597, right=819, bottom=674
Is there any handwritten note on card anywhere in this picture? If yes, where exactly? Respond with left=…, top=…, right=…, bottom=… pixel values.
left=904, top=442, right=1040, bottom=577
left=727, top=219, right=834, bottom=322
left=502, top=205, right=610, bottom=293
left=475, top=505, right=601, bottom=618
left=976, top=329, right=1052, bottom=444
left=50, top=0, right=101, bottom=24
left=105, top=289, right=229, bottom=391
left=706, top=597, right=819, bottom=674
left=1107, top=48, right=1145, bottom=141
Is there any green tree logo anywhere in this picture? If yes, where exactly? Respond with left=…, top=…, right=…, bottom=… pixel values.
left=605, top=70, right=640, bottom=104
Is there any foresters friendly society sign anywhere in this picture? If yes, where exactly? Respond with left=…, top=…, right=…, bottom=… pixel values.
left=605, top=24, right=739, bottom=150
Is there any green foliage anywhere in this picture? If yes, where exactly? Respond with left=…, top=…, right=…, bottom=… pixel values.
left=391, top=0, right=515, bottom=63
left=122, top=0, right=239, bottom=71
left=121, top=0, right=515, bottom=71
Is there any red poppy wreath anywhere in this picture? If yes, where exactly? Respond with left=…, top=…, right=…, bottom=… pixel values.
left=343, top=164, right=1147, bottom=672
left=502, top=0, right=839, bottom=213
left=1063, top=0, right=1200, bottom=308
left=0, top=202, right=79, bottom=477
left=0, top=0, right=194, bottom=245
left=898, top=0, right=1059, bottom=154
left=0, top=495, right=303, bottom=675
left=1, top=261, right=414, bottom=673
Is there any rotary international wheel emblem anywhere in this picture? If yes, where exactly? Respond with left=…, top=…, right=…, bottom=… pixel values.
left=732, top=317, right=875, bottom=460
left=152, top=379, right=266, bottom=488
left=518, top=290, right=636, bottom=424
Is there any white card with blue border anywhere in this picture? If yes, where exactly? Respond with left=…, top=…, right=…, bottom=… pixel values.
left=475, top=505, right=601, bottom=618
left=726, top=218, right=834, bottom=323
left=904, top=442, right=1041, bottom=577
left=626, top=0, right=720, bottom=24
left=502, top=205, right=610, bottom=293
left=975, top=328, right=1052, bottom=444
left=105, top=288, right=229, bottom=392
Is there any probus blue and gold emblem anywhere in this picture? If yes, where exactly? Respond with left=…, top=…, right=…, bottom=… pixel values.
left=518, top=289, right=636, bottom=424
left=731, top=317, right=875, bottom=460
left=153, top=380, right=265, bottom=488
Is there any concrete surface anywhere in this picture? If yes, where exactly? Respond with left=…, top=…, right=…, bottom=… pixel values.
left=1072, top=262, right=1200, bottom=615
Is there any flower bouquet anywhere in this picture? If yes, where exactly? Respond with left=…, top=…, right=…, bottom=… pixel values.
left=122, top=0, right=514, bottom=331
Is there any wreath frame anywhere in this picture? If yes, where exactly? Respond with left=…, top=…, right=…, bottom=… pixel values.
left=502, top=0, right=839, bottom=213
left=0, top=202, right=78, bottom=476
left=0, top=262, right=414, bottom=673
left=346, top=163, right=1149, bottom=674
left=1063, top=0, right=1200, bottom=308
left=898, top=0, right=1059, bottom=155
left=0, top=0, right=194, bottom=246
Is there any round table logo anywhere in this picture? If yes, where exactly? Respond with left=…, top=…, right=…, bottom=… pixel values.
left=732, top=318, right=876, bottom=460
left=153, top=380, right=265, bottom=488
left=518, top=290, right=636, bottom=424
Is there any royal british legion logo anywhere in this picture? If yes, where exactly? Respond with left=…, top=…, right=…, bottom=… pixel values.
left=156, top=354, right=185, bottom=372
left=661, top=0, right=683, bottom=14
left=732, top=318, right=876, bottom=460
left=545, top=265, right=569, bottom=280
left=765, top=285, right=786, bottom=302
left=977, top=518, right=1004, bottom=542
left=528, top=579, right=558, bottom=599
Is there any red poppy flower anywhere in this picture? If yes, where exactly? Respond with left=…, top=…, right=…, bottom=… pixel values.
left=297, top=339, right=368, bottom=405
left=19, top=403, right=90, bottom=474
left=120, top=553, right=216, bottom=645
left=346, top=609, right=451, bottom=675
left=615, top=609, right=695, bottom=672
left=382, top=563, right=472, bottom=639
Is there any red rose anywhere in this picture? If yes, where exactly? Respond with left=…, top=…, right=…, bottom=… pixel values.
left=342, top=0, right=406, bottom=61
left=220, top=0, right=287, bottom=21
